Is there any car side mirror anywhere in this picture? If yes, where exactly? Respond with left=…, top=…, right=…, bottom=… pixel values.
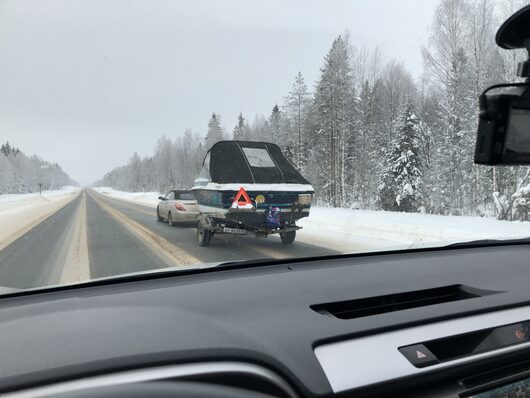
left=158, top=196, right=164, bottom=200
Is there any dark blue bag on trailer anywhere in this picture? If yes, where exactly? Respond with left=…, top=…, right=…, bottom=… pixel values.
left=266, top=206, right=281, bottom=229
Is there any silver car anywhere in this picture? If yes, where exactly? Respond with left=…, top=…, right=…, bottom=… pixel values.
left=156, top=190, right=199, bottom=225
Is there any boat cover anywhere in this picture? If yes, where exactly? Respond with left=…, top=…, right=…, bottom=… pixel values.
left=199, top=141, right=311, bottom=185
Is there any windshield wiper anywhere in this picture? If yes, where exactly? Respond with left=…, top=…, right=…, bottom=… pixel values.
left=214, top=258, right=276, bottom=268
left=444, top=237, right=530, bottom=248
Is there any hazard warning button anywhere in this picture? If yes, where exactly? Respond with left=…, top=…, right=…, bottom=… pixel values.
left=398, top=344, right=439, bottom=368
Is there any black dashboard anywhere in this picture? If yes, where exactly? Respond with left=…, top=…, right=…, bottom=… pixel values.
left=1, top=244, right=530, bottom=397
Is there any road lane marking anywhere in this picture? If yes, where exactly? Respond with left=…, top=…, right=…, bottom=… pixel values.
left=89, top=191, right=200, bottom=266
left=60, top=192, right=90, bottom=284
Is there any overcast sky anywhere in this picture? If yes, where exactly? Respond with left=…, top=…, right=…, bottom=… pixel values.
left=0, top=0, right=440, bottom=185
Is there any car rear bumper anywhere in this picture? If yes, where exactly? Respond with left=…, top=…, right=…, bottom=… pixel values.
left=175, top=211, right=199, bottom=223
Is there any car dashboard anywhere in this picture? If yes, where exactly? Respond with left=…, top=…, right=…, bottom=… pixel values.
left=1, top=244, right=530, bottom=397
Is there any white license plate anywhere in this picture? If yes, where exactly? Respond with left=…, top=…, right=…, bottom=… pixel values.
left=223, top=227, right=246, bottom=234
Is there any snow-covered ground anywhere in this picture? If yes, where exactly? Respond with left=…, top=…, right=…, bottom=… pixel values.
left=0, top=186, right=80, bottom=251
left=297, top=207, right=530, bottom=252
left=93, top=187, right=160, bottom=207
left=94, top=187, right=530, bottom=252
left=0, top=186, right=79, bottom=204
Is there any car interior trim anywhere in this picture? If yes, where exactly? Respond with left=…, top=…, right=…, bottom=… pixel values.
left=314, top=305, right=530, bottom=393
left=3, top=361, right=298, bottom=398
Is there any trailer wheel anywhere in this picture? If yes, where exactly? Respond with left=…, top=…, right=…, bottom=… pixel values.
left=197, top=221, right=212, bottom=247
left=280, top=230, right=296, bottom=244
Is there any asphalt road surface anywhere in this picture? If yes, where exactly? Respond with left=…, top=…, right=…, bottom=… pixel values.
left=0, top=189, right=339, bottom=289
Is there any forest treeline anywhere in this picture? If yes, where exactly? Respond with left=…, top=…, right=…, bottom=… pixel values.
left=0, top=142, right=76, bottom=194
left=96, top=0, right=530, bottom=220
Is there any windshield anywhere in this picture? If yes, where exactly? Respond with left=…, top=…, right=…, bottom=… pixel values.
left=1, top=0, right=530, bottom=291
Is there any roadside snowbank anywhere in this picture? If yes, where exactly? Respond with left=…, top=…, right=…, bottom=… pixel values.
left=297, top=207, right=530, bottom=251
left=0, top=186, right=79, bottom=204
left=0, top=186, right=80, bottom=251
left=94, top=187, right=530, bottom=251
left=93, top=187, right=160, bottom=207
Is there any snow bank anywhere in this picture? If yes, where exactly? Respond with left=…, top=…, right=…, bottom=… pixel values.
left=0, top=186, right=78, bottom=204
left=298, top=207, right=530, bottom=250
left=0, top=186, right=80, bottom=251
left=93, top=187, right=161, bottom=207
left=95, top=187, right=530, bottom=252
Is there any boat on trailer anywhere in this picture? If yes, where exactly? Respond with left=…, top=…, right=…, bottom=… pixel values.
left=191, top=140, right=314, bottom=246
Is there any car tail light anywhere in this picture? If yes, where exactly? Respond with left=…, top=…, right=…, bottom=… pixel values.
left=175, top=203, right=187, bottom=211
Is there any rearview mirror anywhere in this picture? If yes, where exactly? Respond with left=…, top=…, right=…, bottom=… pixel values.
left=475, top=5, right=530, bottom=165
left=158, top=196, right=164, bottom=200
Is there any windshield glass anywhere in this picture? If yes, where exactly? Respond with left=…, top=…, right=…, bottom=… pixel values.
left=1, top=0, right=530, bottom=291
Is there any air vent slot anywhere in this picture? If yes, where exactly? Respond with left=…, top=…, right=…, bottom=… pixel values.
left=311, top=285, right=500, bottom=320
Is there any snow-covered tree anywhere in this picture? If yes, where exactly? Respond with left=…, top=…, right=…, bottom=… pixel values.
left=233, top=113, right=250, bottom=140
left=378, top=102, right=425, bottom=212
left=205, top=113, right=224, bottom=149
left=247, top=115, right=269, bottom=142
left=0, top=142, right=11, bottom=157
left=283, top=72, right=311, bottom=170
left=267, top=105, right=282, bottom=144
left=0, top=141, right=75, bottom=194
left=94, top=0, right=530, bottom=219
left=95, top=132, right=204, bottom=193
left=423, top=0, right=474, bottom=214
left=312, top=35, right=355, bottom=207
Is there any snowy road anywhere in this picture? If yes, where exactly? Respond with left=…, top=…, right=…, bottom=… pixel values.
left=0, top=189, right=347, bottom=289
left=3, top=187, right=530, bottom=290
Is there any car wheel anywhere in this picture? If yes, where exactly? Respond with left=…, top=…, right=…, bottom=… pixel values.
left=156, top=207, right=164, bottom=222
left=168, top=212, right=174, bottom=227
left=280, top=230, right=296, bottom=244
left=197, top=221, right=212, bottom=247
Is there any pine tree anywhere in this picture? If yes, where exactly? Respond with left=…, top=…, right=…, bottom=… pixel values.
left=268, top=105, right=282, bottom=143
left=205, top=113, right=224, bottom=149
left=233, top=112, right=249, bottom=140
left=378, top=102, right=425, bottom=212
left=1, top=142, right=11, bottom=157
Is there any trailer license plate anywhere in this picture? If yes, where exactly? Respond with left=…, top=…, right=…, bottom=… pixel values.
left=223, top=227, right=246, bottom=234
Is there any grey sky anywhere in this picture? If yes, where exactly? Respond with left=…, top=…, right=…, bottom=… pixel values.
left=0, top=0, right=439, bottom=185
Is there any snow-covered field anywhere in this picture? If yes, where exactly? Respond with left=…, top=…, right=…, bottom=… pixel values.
left=0, top=186, right=80, bottom=251
left=94, top=187, right=530, bottom=252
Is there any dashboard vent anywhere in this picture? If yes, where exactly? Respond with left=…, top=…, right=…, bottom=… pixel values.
left=311, top=285, right=499, bottom=320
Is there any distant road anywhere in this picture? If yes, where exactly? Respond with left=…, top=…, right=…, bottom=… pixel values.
left=0, top=189, right=339, bottom=289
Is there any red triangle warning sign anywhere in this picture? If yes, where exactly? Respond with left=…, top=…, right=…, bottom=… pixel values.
left=232, top=187, right=252, bottom=206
